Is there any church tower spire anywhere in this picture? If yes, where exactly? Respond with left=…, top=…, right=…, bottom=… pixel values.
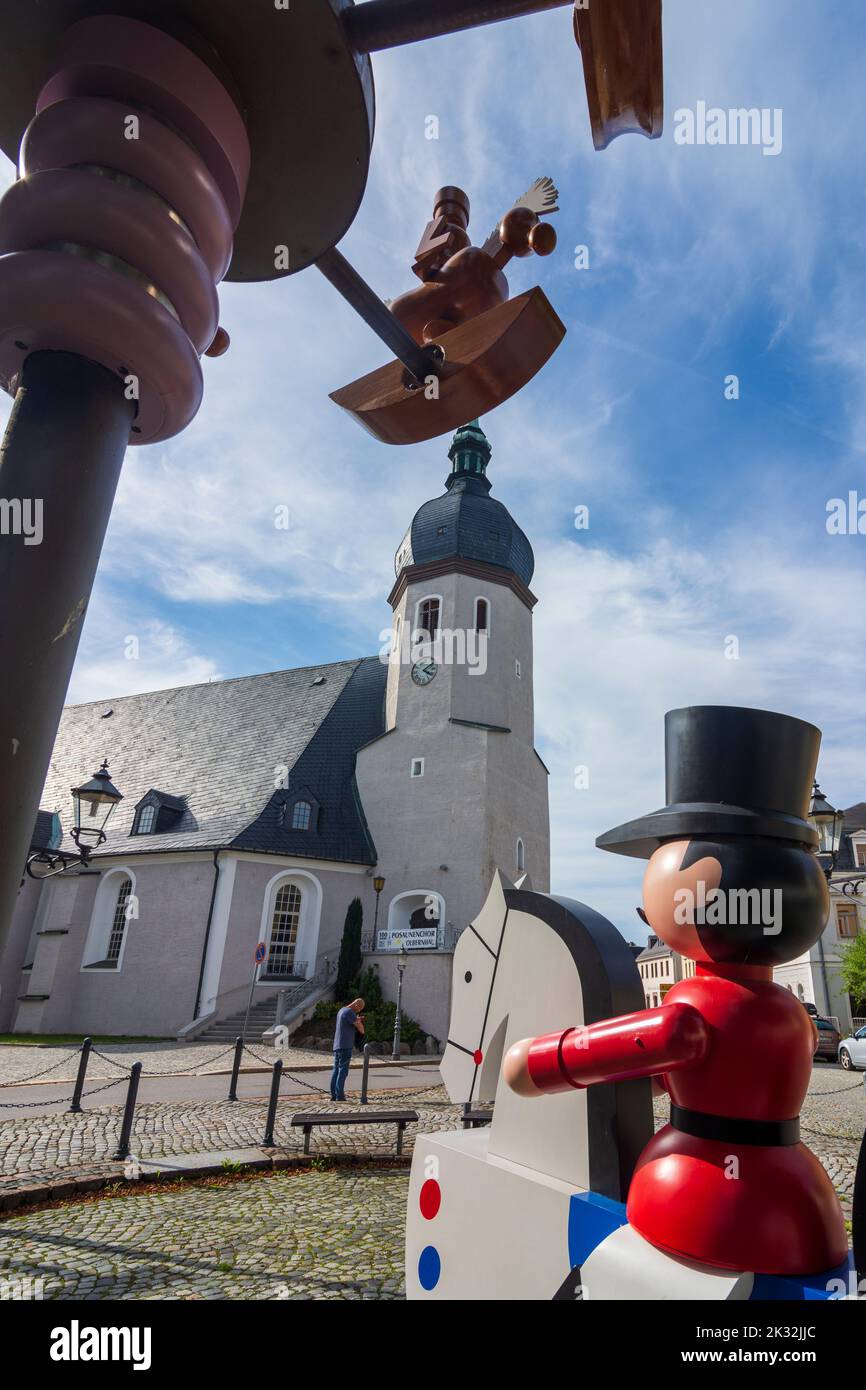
left=446, top=419, right=493, bottom=491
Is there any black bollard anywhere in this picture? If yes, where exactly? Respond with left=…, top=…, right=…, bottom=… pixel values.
left=360, top=1043, right=372, bottom=1105
left=113, top=1061, right=142, bottom=1161
left=262, top=1058, right=283, bottom=1147
left=228, top=1036, right=244, bottom=1102
left=68, top=1037, right=92, bottom=1114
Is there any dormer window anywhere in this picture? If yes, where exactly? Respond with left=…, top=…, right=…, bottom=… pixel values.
left=135, top=804, right=157, bottom=835
left=280, top=789, right=320, bottom=833
left=131, top=790, right=185, bottom=836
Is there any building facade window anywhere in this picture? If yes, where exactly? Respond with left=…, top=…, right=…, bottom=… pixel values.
left=415, top=596, right=441, bottom=643
left=516, top=838, right=525, bottom=874
left=134, top=804, right=157, bottom=835
left=82, top=869, right=136, bottom=970
left=836, top=902, right=859, bottom=939
left=267, top=883, right=302, bottom=976
left=411, top=757, right=425, bottom=778
left=515, top=659, right=522, bottom=678
left=474, top=597, right=490, bottom=635
left=855, top=843, right=866, bottom=867
left=107, top=879, right=133, bottom=963
left=291, top=800, right=312, bottom=831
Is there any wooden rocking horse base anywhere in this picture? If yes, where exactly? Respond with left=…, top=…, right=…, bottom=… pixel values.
left=329, top=288, right=566, bottom=446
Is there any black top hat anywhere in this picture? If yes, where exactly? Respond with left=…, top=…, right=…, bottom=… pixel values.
left=596, top=706, right=821, bottom=860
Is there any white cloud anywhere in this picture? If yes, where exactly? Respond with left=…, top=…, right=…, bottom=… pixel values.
left=67, top=608, right=221, bottom=704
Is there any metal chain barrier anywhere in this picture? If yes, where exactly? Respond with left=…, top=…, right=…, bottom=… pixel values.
left=0, top=1047, right=82, bottom=1085
left=0, top=1076, right=125, bottom=1109
left=89, top=1042, right=240, bottom=1078
left=809, top=1079, right=866, bottom=1098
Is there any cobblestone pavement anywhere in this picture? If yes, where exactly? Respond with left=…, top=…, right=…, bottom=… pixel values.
left=0, top=1066, right=861, bottom=1217
left=0, top=1069, right=860, bottom=1302
left=0, top=1087, right=458, bottom=1197
left=0, top=1168, right=410, bottom=1300
left=0, top=1040, right=329, bottom=1085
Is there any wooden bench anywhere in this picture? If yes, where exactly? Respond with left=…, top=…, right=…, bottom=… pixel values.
left=291, top=1110, right=418, bottom=1156
left=461, top=1108, right=493, bottom=1129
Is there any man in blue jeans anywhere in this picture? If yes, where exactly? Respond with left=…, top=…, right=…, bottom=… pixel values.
left=331, top=997, right=365, bottom=1102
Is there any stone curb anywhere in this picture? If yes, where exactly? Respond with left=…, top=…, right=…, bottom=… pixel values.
left=0, top=1146, right=412, bottom=1214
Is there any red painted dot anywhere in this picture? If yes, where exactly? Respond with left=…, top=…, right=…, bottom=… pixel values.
left=473, top=1049, right=483, bottom=1065
left=419, top=1179, right=441, bottom=1220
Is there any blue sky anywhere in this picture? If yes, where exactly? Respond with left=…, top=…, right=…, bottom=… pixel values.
left=3, top=0, right=865, bottom=938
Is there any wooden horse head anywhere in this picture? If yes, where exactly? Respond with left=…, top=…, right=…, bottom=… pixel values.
left=441, top=871, right=653, bottom=1201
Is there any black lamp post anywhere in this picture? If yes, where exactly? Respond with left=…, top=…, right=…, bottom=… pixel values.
left=807, top=781, right=864, bottom=895
left=391, top=943, right=410, bottom=1061
left=26, top=760, right=122, bottom=880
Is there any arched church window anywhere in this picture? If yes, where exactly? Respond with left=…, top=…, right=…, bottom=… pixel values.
left=516, top=838, right=525, bottom=874
left=416, top=596, right=441, bottom=642
left=292, top=800, right=312, bottom=831
left=82, top=869, right=137, bottom=970
left=106, top=878, right=133, bottom=963
left=474, top=598, right=489, bottom=635
left=268, top=883, right=302, bottom=976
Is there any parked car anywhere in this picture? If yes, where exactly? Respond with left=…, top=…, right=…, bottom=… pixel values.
left=812, top=1017, right=842, bottom=1062
left=838, top=1026, right=866, bottom=1071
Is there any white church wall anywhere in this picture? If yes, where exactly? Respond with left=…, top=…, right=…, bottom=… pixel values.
left=14, top=855, right=214, bottom=1036
left=364, top=949, right=454, bottom=1042
left=0, top=873, right=41, bottom=1031
left=216, top=856, right=373, bottom=1009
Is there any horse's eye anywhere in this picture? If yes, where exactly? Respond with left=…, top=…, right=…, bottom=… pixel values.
left=464, top=971, right=472, bottom=983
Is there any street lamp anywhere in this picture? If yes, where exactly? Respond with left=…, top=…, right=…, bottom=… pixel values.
left=373, top=874, right=386, bottom=945
left=808, top=781, right=846, bottom=882
left=392, top=943, right=410, bottom=1061
left=808, top=780, right=865, bottom=897
left=27, top=760, right=122, bottom=880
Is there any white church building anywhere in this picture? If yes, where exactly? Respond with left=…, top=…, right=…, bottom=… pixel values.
left=1, top=422, right=550, bottom=1042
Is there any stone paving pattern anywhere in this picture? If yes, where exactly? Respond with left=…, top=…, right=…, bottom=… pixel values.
left=0, top=1168, right=409, bottom=1300
left=0, top=1063, right=861, bottom=1301
left=0, top=1040, right=328, bottom=1084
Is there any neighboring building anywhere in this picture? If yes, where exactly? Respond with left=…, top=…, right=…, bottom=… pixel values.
left=636, top=934, right=695, bottom=1007
left=774, top=803, right=866, bottom=1032
left=0, top=422, right=550, bottom=1042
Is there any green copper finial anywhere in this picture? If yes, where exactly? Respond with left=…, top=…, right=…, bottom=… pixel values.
left=448, top=419, right=492, bottom=478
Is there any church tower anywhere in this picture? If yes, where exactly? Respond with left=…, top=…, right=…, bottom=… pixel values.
left=354, top=422, right=550, bottom=1038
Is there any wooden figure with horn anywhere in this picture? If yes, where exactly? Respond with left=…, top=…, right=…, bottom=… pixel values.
left=329, top=178, right=566, bottom=447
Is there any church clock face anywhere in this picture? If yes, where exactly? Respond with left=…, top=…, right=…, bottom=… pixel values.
left=411, top=659, right=438, bottom=687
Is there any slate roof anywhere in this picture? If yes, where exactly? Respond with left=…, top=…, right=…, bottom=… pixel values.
left=396, top=422, right=534, bottom=587
left=39, top=656, right=387, bottom=864
left=401, top=475, right=535, bottom=587
left=636, top=940, right=673, bottom=962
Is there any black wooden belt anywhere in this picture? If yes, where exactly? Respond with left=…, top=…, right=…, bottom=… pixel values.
left=670, top=1103, right=800, bottom=1147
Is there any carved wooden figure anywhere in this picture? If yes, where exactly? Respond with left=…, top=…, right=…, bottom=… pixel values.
left=330, top=178, right=566, bottom=446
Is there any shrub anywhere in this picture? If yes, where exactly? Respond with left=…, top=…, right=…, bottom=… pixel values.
left=335, top=897, right=363, bottom=1001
